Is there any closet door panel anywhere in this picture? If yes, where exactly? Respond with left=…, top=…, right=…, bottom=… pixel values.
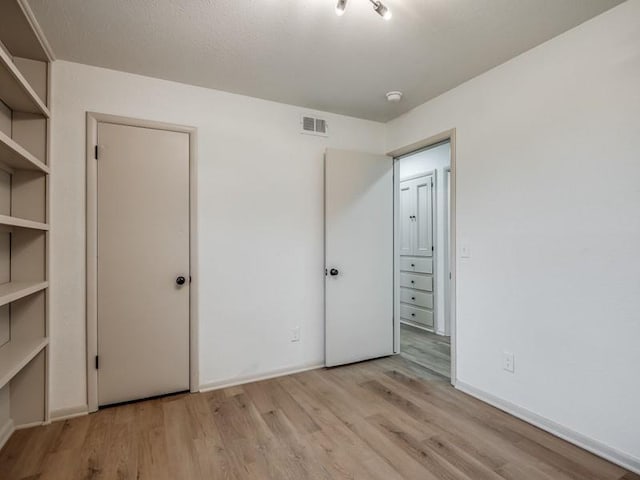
left=399, top=183, right=413, bottom=256
left=415, top=177, right=433, bottom=257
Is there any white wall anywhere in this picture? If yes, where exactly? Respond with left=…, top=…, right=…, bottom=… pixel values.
left=49, top=60, right=386, bottom=412
left=387, top=0, right=640, bottom=467
left=399, top=142, right=451, bottom=335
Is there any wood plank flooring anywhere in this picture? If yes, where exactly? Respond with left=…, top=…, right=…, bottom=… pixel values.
left=400, top=322, right=451, bottom=378
left=1, top=355, right=636, bottom=480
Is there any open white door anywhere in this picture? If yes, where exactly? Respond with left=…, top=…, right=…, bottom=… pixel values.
left=325, top=148, right=394, bottom=367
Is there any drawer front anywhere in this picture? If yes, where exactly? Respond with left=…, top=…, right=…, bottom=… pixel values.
left=400, top=257, right=433, bottom=274
left=400, top=288, right=433, bottom=308
left=400, top=304, right=434, bottom=327
left=400, top=273, right=433, bottom=291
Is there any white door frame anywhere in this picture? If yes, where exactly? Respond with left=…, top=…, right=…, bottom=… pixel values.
left=389, top=129, right=457, bottom=386
left=85, top=112, right=199, bottom=411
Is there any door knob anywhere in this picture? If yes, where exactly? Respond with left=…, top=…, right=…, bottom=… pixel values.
left=329, top=268, right=339, bottom=276
left=176, top=276, right=186, bottom=286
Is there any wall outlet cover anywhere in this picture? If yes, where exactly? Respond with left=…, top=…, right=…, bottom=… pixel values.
left=291, top=326, right=301, bottom=342
left=503, top=351, right=515, bottom=373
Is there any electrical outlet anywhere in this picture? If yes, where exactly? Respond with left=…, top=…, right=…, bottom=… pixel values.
left=503, top=351, right=515, bottom=373
left=291, top=326, right=301, bottom=342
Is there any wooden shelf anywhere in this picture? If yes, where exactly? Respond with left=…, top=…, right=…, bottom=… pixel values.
left=0, top=337, right=48, bottom=389
left=0, top=45, right=49, bottom=117
left=0, top=129, right=49, bottom=174
left=0, top=215, right=48, bottom=231
left=0, top=281, right=48, bottom=308
left=0, top=1, right=50, bottom=62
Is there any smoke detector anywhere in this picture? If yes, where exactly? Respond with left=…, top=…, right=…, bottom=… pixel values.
left=386, top=91, right=403, bottom=102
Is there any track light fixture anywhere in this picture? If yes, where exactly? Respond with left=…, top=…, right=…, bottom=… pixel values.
left=335, top=0, right=392, bottom=20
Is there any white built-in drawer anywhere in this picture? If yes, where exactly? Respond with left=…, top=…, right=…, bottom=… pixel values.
left=400, top=304, right=434, bottom=327
left=400, top=272, right=433, bottom=291
left=400, top=288, right=433, bottom=308
left=400, top=257, right=432, bottom=274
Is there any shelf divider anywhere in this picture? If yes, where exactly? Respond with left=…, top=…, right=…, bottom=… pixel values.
left=0, top=45, right=50, bottom=117
left=0, top=337, right=48, bottom=390
left=0, top=281, right=48, bottom=308
left=0, top=129, right=49, bottom=174
left=0, top=214, right=48, bottom=231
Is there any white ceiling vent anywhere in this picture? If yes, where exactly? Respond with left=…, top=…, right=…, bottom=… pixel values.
left=301, top=115, right=328, bottom=137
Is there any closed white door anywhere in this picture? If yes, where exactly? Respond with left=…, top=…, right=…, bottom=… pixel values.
left=325, top=148, right=394, bottom=367
left=97, top=122, right=190, bottom=406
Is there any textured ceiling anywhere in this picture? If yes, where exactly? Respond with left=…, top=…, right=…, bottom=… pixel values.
left=28, top=0, right=624, bottom=121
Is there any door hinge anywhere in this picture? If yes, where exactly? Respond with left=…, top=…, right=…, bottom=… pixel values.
left=95, top=355, right=99, bottom=369
left=94, top=145, right=99, bottom=160
left=432, top=246, right=434, bottom=251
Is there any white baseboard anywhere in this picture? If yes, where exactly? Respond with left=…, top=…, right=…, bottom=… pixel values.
left=455, top=381, right=640, bottom=475
left=50, top=404, right=89, bottom=422
left=199, top=363, right=324, bottom=393
left=14, top=420, right=46, bottom=430
left=0, top=418, right=15, bottom=451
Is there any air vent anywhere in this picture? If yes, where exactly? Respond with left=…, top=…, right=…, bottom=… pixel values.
left=301, top=115, right=328, bottom=137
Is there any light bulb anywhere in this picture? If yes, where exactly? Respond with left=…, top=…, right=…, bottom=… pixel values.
left=336, top=0, right=348, bottom=16
left=372, top=1, right=392, bottom=20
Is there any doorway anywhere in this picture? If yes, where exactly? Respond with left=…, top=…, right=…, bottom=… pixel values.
left=86, top=113, right=199, bottom=410
left=395, top=139, right=453, bottom=379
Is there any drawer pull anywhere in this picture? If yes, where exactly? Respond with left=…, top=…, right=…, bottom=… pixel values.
left=411, top=280, right=415, bottom=284
left=411, top=313, right=415, bottom=317
left=411, top=263, right=415, bottom=267
left=411, top=297, right=415, bottom=300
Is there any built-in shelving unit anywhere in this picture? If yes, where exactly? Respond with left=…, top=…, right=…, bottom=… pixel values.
left=0, top=0, right=52, bottom=447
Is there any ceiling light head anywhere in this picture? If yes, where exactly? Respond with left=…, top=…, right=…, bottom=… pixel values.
left=371, top=0, right=392, bottom=20
left=336, top=0, right=348, bottom=16
left=386, top=91, right=403, bottom=102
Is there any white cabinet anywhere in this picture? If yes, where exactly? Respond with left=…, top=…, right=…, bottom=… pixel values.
left=399, top=174, right=434, bottom=330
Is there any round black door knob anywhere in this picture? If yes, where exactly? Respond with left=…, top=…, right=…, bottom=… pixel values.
left=329, top=268, right=339, bottom=276
left=176, top=276, right=186, bottom=286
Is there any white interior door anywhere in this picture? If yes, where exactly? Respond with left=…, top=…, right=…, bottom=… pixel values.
left=325, top=148, right=394, bottom=367
left=97, top=122, right=190, bottom=406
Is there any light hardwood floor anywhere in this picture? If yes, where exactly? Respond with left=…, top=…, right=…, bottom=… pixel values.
left=0, top=355, right=637, bottom=480
left=400, top=323, right=451, bottom=378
